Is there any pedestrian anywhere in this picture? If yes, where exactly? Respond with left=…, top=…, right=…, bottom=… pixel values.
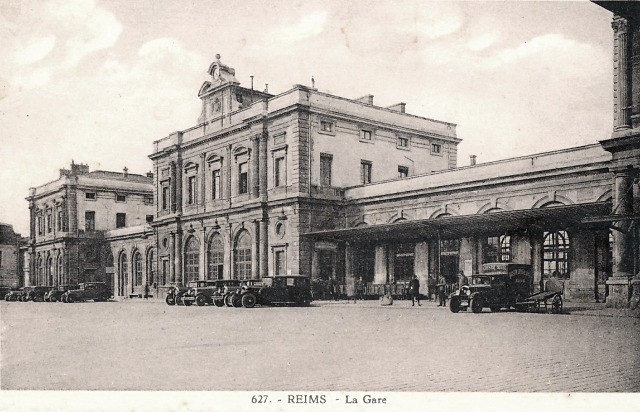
left=437, top=275, right=447, bottom=307
left=409, top=276, right=421, bottom=306
left=144, top=283, right=150, bottom=300
left=355, top=276, right=365, bottom=303
left=427, top=276, right=435, bottom=300
left=457, top=271, right=468, bottom=290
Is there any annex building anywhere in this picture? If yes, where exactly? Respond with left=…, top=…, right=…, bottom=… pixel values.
left=105, top=2, right=639, bottom=308
left=24, top=162, right=154, bottom=292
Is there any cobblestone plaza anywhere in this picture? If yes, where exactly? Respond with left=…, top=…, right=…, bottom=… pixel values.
left=1, top=300, right=638, bottom=392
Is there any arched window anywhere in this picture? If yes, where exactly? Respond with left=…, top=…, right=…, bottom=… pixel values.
left=56, top=253, right=64, bottom=285
left=543, top=230, right=570, bottom=279
left=184, top=237, right=200, bottom=282
left=119, top=252, right=128, bottom=296
left=46, top=255, right=53, bottom=286
left=146, top=249, right=156, bottom=285
left=133, top=251, right=143, bottom=287
left=484, top=235, right=511, bottom=263
left=208, top=234, right=224, bottom=280
left=234, top=230, right=252, bottom=280
left=37, top=256, right=44, bottom=285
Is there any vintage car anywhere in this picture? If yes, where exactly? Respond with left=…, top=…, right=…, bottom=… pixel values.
left=4, top=288, right=25, bottom=301
left=45, top=285, right=78, bottom=302
left=17, top=286, right=34, bottom=302
left=235, top=275, right=313, bottom=308
left=24, top=286, right=55, bottom=302
left=0, top=286, right=12, bottom=300
left=449, top=263, right=532, bottom=313
left=62, top=282, right=111, bottom=303
left=165, top=281, right=214, bottom=306
left=223, top=279, right=263, bottom=307
left=181, top=280, right=224, bottom=306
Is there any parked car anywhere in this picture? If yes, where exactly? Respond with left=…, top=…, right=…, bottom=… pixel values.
left=235, top=275, right=313, bottom=308
left=4, top=288, right=24, bottom=301
left=18, top=286, right=34, bottom=302
left=224, top=279, right=263, bottom=307
left=62, top=282, right=111, bottom=303
left=181, top=280, right=223, bottom=306
left=45, top=285, right=78, bottom=302
left=449, top=263, right=532, bottom=313
left=211, top=279, right=243, bottom=307
left=165, top=281, right=203, bottom=306
left=0, top=286, right=12, bottom=300
left=24, top=286, right=54, bottom=302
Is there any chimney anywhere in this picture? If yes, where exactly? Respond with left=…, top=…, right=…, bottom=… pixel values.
left=470, top=155, right=477, bottom=166
left=355, top=94, right=374, bottom=105
left=387, top=103, right=406, bottom=113
left=123, top=166, right=129, bottom=178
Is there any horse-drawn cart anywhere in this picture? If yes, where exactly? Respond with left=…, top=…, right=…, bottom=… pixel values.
left=514, top=278, right=563, bottom=314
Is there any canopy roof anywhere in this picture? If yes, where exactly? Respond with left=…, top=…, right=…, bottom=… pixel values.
left=304, top=202, right=612, bottom=243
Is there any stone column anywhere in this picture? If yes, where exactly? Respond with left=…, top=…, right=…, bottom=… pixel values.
left=530, top=230, right=543, bottom=293
left=252, top=220, right=260, bottom=279
left=607, top=167, right=637, bottom=306
left=260, top=219, right=269, bottom=278
left=414, top=242, right=429, bottom=295
left=200, top=226, right=207, bottom=280
left=169, top=232, right=176, bottom=283
left=200, top=153, right=207, bottom=206
left=373, top=245, right=387, bottom=284
left=250, top=135, right=260, bottom=198
left=175, top=229, right=183, bottom=285
left=226, top=145, right=232, bottom=207
left=259, top=129, right=268, bottom=200
left=345, top=242, right=355, bottom=297
left=612, top=16, right=631, bottom=131
left=170, top=161, right=177, bottom=213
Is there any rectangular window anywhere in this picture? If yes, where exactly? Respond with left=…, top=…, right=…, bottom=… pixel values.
left=85, top=192, right=96, bottom=200
left=273, top=133, right=286, bottom=145
left=116, top=213, right=126, bottom=229
left=161, top=185, right=169, bottom=210
left=146, top=215, right=154, bottom=223
left=46, top=212, right=52, bottom=233
left=360, top=161, right=372, bottom=185
left=143, top=196, right=153, bottom=205
left=0, top=251, right=3, bottom=268
left=187, top=176, right=197, bottom=204
left=398, top=166, right=409, bottom=178
left=397, top=136, right=409, bottom=148
left=274, top=157, right=285, bottom=187
left=320, top=120, right=333, bottom=133
left=361, top=130, right=372, bottom=141
left=432, top=143, right=442, bottom=154
left=57, top=209, right=63, bottom=231
left=320, top=154, right=333, bottom=187
left=239, top=162, right=248, bottom=194
left=116, top=194, right=126, bottom=202
left=85, top=211, right=95, bottom=231
left=275, top=250, right=285, bottom=276
left=37, top=216, right=42, bottom=235
left=212, top=170, right=221, bottom=199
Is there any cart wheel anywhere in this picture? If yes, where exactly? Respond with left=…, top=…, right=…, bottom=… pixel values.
left=551, top=295, right=563, bottom=314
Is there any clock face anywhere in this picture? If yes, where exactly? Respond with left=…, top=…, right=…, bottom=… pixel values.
left=212, top=66, right=220, bottom=80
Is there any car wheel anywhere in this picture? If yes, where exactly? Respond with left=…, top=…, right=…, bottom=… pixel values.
left=449, top=296, right=461, bottom=313
left=176, top=293, right=185, bottom=306
left=213, top=298, right=224, bottom=307
left=50, top=295, right=57, bottom=303
left=66, top=295, right=75, bottom=303
left=224, top=293, right=234, bottom=307
left=490, top=306, right=500, bottom=312
left=231, top=294, right=243, bottom=308
left=470, top=297, right=483, bottom=313
left=165, top=294, right=176, bottom=306
left=551, top=295, right=563, bottom=314
left=241, top=293, right=256, bottom=308
left=195, top=294, right=207, bottom=306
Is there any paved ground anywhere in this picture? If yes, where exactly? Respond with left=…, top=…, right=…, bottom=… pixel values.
left=1, top=298, right=638, bottom=392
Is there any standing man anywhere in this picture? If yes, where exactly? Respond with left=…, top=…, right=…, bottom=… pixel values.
left=409, top=276, right=421, bottom=306
left=437, top=275, right=447, bottom=307
left=355, top=276, right=365, bottom=303
left=457, top=271, right=468, bottom=290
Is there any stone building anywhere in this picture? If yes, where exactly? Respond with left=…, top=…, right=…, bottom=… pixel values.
left=0, top=223, right=24, bottom=288
left=109, top=2, right=640, bottom=306
left=25, top=162, right=154, bottom=293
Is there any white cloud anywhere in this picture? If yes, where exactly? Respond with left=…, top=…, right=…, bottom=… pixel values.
left=12, top=35, right=56, bottom=66
left=12, top=67, right=52, bottom=89
left=467, top=31, right=499, bottom=51
left=271, top=12, right=328, bottom=43
left=411, top=2, right=464, bottom=40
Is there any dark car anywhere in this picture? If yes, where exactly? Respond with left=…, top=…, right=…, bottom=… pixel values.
left=224, top=279, right=264, bottom=307
left=24, top=286, right=54, bottom=302
left=0, top=286, right=13, bottom=300
left=45, top=285, right=78, bottom=302
left=211, top=279, right=243, bottom=307
left=165, top=281, right=206, bottom=306
left=181, top=280, right=223, bottom=306
left=62, top=282, right=111, bottom=303
left=4, top=288, right=24, bottom=302
left=449, top=263, right=532, bottom=313
left=236, top=275, right=313, bottom=308
left=17, top=286, right=34, bottom=302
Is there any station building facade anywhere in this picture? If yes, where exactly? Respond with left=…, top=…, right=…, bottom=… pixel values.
left=25, top=162, right=154, bottom=293
left=0, top=223, right=25, bottom=288
left=108, top=49, right=639, bottom=307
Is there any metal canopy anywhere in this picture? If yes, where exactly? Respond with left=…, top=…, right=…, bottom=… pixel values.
left=304, top=202, right=612, bottom=243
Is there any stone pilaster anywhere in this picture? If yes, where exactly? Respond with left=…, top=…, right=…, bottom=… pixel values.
left=175, top=229, right=183, bottom=285
left=200, top=153, right=207, bottom=206
left=259, top=128, right=268, bottom=201
left=612, top=16, right=632, bottom=131
left=250, top=135, right=260, bottom=199
left=252, top=220, right=260, bottom=279
left=373, top=245, right=387, bottom=284
left=260, top=219, right=268, bottom=277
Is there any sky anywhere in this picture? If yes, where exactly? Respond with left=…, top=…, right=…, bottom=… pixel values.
left=0, top=0, right=615, bottom=236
